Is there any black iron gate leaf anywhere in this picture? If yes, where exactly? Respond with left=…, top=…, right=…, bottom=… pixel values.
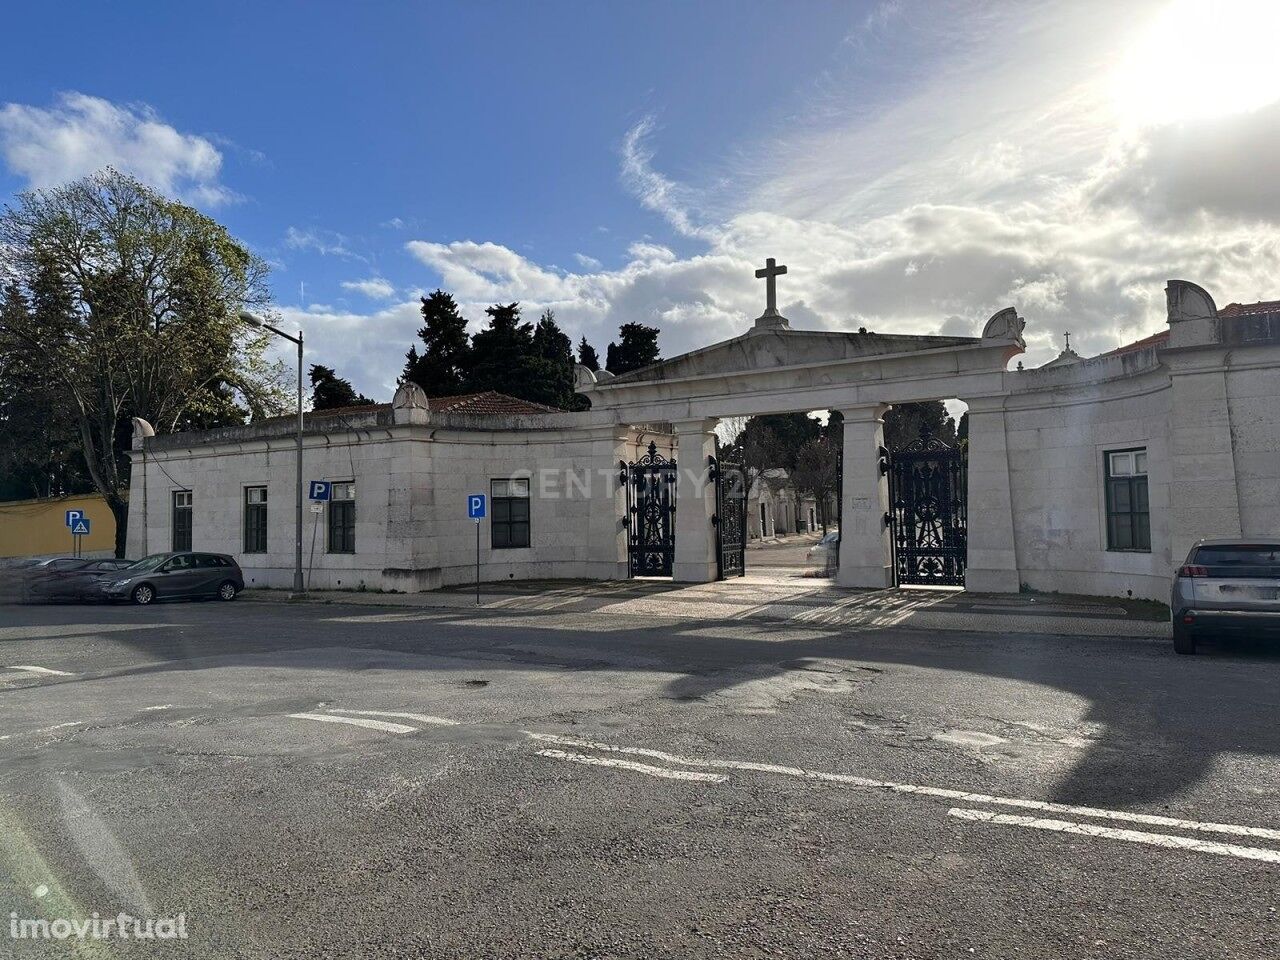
left=886, top=432, right=967, bottom=586
left=624, top=441, right=676, bottom=577
left=712, top=455, right=747, bottom=579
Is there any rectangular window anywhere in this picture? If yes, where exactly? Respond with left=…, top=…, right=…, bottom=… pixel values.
left=1105, top=448, right=1150, bottom=551
left=172, top=490, right=193, bottom=552
left=244, top=486, right=268, bottom=553
left=491, top=478, right=530, bottom=549
left=327, top=482, right=356, bottom=554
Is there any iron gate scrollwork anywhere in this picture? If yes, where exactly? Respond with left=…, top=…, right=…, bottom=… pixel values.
left=711, top=455, right=747, bottom=579
left=885, top=432, right=968, bottom=586
left=622, top=441, right=676, bottom=577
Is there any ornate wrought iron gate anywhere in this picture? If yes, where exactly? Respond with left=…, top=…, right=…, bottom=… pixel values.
left=712, top=455, right=747, bottom=579
left=885, top=433, right=968, bottom=586
left=622, top=441, right=677, bottom=577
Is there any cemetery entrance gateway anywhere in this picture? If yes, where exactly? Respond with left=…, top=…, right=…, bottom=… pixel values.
left=712, top=455, right=747, bottom=579
left=623, top=442, right=676, bottom=577
left=885, top=433, right=968, bottom=586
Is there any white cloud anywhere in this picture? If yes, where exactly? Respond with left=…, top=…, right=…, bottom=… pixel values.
left=341, top=277, right=396, bottom=299
left=0, top=92, right=234, bottom=205
left=620, top=116, right=719, bottom=241
left=574, top=252, right=602, bottom=270
left=284, top=226, right=365, bottom=261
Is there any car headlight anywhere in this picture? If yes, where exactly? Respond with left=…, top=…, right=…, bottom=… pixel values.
left=109, top=579, right=132, bottom=587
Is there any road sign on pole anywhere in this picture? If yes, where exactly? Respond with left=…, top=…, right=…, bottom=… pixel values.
left=71, top=517, right=90, bottom=536
left=65, top=509, right=83, bottom=528
left=467, top=494, right=486, bottom=604
left=308, top=481, right=332, bottom=501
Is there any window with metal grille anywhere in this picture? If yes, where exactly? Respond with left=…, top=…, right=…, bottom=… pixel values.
left=244, top=486, right=267, bottom=553
left=172, top=490, right=193, bottom=551
left=1105, top=449, right=1150, bottom=551
left=327, top=482, right=356, bottom=554
left=490, top=478, right=530, bottom=549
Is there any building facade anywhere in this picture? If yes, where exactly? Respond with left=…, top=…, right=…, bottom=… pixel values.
left=126, top=279, right=1280, bottom=601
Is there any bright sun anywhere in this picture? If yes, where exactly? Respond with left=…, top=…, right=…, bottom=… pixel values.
left=1113, top=0, right=1280, bottom=125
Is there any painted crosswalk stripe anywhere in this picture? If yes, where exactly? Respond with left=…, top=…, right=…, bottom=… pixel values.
left=328, top=709, right=459, bottom=726
left=288, top=713, right=417, bottom=734
left=6, top=665, right=74, bottom=677
left=535, top=748, right=727, bottom=783
left=523, top=732, right=1280, bottom=843
left=948, top=808, right=1280, bottom=864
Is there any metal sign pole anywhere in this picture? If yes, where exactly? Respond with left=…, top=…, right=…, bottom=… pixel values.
left=475, top=520, right=480, bottom=606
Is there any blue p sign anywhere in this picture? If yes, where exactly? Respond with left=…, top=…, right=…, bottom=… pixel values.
left=309, top=481, right=331, bottom=501
left=65, top=509, right=83, bottom=528
left=467, top=494, right=486, bottom=519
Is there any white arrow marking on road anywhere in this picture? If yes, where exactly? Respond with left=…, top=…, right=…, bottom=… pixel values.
left=535, top=748, right=727, bottom=783
left=948, top=808, right=1280, bottom=864
left=6, top=665, right=74, bottom=677
left=524, top=732, right=1280, bottom=844
left=288, top=713, right=417, bottom=734
left=328, top=709, right=459, bottom=726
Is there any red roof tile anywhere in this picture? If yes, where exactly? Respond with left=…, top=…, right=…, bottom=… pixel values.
left=1097, top=330, right=1169, bottom=358
left=425, top=391, right=560, bottom=415
left=1219, top=300, right=1280, bottom=318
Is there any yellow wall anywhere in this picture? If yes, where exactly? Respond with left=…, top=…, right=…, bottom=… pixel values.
left=0, top=494, right=118, bottom=558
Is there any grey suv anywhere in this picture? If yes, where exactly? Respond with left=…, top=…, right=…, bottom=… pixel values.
left=98, top=552, right=245, bottom=605
left=1171, top=539, right=1280, bottom=654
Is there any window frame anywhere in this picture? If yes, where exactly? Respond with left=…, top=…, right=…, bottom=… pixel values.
left=327, top=481, right=356, bottom=554
left=172, top=489, right=193, bottom=552
left=490, top=478, right=531, bottom=550
left=243, top=486, right=268, bottom=554
left=1104, top=447, right=1151, bottom=553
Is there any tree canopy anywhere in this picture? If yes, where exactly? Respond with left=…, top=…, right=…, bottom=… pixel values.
left=605, top=322, right=661, bottom=376
left=401, top=289, right=470, bottom=396
left=577, top=336, right=600, bottom=372
left=310, top=364, right=373, bottom=410
left=0, top=168, right=289, bottom=553
left=882, top=400, right=957, bottom=450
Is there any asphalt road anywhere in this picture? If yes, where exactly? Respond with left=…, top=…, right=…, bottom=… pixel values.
left=1, top=596, right=1278, bottom=958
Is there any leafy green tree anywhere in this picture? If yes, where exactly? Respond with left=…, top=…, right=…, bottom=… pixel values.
left=529, top=309, right=576, bottom=409
left=577, top=336, right=600, bottom=372
left=605, top=322, right=660, bottom=375
left=467, top=302, right=538, bottom=396
left=402, top=289, right=471, bottom=395
left=791, top=437, right=840, bottom=534
left=0, top=169, right=288, bottom=555
left=310, top=364, right=373, bottom=410
left=882, top=400, right=957, bottom=450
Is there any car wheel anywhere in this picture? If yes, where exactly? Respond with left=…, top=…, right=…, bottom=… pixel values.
left=1173, top=624, right=1196, bottom=655
left=131, top=584, right=155, bottom=606
left=217, top=581, right=238, bottom=601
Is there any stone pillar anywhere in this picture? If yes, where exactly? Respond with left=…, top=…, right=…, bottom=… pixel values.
left=963, top=396, right=1020, bottom=593
left=590, top=426, right=634, bottom=581
left=672, top=418, right=719, bottom=583
left=836, top=405, right=894, bottom=588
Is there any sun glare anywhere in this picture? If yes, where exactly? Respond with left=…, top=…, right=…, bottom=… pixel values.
left=1113, top=0, right=1280, bottom=125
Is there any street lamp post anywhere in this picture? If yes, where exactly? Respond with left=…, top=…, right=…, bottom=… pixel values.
left=240, top=311, right=305, bottom=594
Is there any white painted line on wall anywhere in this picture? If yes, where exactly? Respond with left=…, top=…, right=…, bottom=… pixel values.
left=536, top=748, right=728, bottom=783
left=948, top=808, right=1280, bottom=864
left=328, top=709, right=459, bottom=726
left=6, top=665, right=74, bottom=677
left=523, top=732, right=1280, bottom=843
left=288, top=713, right=417, bottom=734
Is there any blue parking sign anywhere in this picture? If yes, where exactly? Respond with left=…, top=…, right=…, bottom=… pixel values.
left=309, top=480, right=331, bottom=501
left=467, top=494, right=486, bottom=519
left=65, top=509, right=83, bottom=528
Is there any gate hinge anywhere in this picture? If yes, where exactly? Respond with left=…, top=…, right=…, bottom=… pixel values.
left=711, top=514, right=720, bottom=527
left=883, top=512, right=892, bottom=528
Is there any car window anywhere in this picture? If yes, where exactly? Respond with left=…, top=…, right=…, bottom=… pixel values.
left=165, top=555, right=192, bottom=571
left=196, top=555, right=222, bottom=568
left=1194, top=545, right=1280, bottom=566
left=128, top=554, right=171, bottom=572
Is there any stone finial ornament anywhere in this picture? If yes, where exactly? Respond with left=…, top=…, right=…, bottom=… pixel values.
left=392, top=381, right=429, bottom=424
left=131, top=417, right=155, bottom=449
left=981, top=307, right=1026, bottom=343
left=1165, top=279, right=1217, bottom=322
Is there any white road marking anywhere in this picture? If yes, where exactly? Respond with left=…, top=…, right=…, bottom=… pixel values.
left=288, top=713, right=417, bottom=734
left=328, top=709, right=459, bottom=726
left=535, top=748, right=728, bottom=783
left=523, top=732, right=1280, bottom=843
left=948, top=808, right=1280, bottom=864
left=6, top=665, right=74, bottom=677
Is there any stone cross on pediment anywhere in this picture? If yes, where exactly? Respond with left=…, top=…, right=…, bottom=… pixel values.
left=755, top=257, right=787, bottom=317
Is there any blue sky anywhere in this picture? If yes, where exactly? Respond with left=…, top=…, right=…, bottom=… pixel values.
left=4, top=0, right=1280, bottom=399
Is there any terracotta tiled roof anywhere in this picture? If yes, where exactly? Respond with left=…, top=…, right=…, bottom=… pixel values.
left=425, top=391, right=560, bottom=415
left=307, top=403, right=390, bottom=418
left=1219, top=300, right=1280, bottom=318
left=1097, top=330, right=1169, bottom=358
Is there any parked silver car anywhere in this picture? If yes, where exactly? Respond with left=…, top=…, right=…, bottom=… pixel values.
left=97, top=552, right=245, bottom=605
left=1171, top=539, right=1280, bottom=654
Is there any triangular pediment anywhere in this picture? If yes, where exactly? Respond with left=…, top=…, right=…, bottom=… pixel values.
left=608, top=327, right=978, bottom=385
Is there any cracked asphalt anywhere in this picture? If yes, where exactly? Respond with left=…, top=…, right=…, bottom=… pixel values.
left=1, top=593, right=1278, bottom=959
